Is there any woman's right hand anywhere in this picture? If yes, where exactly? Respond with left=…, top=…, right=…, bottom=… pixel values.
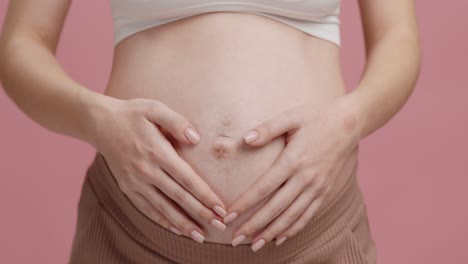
left=90, top=97, right=227, bottom=243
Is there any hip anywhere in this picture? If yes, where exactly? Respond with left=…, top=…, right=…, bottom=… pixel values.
left=70, top=151, right=374, bottom=264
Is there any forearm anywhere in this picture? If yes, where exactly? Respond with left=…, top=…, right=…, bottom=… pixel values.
left=345, top=28, right=422, bottom=140
left=0, top=34, right=117, bottom=148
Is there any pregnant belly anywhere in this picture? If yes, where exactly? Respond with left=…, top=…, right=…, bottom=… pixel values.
left=104, top=12, right=347, bottom=244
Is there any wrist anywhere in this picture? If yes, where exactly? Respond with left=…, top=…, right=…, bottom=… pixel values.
left=77, top=88, right=122, bottom=149
left=335, top=90, right=368, bottom=141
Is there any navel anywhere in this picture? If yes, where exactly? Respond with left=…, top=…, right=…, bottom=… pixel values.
left=211, top=135, right=237, bottom=160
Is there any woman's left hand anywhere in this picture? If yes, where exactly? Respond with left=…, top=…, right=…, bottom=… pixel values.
left=224, top=95, right=363, bottom=251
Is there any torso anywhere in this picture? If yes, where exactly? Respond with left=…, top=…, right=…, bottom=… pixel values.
left=104, top=12, right=349, bottom=244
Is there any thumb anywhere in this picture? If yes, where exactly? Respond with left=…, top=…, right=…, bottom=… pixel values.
left=145, top=101, right=201, bottom=145
left=243, top=110, right=300, bottom=147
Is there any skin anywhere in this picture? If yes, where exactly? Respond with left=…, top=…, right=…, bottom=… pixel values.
left=227, top=0, right=422, bottom=251
left=0, top=0, right=421, bottom=253
left=98, top=12, right=347, bottom=244
left=0, top=0, right=228, bottom=243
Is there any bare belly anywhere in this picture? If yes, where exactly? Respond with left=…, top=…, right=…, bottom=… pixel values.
left=104, top=12, right=348, bottom=244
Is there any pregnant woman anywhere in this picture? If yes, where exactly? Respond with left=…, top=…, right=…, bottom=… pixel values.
left=0, top=0, right=420, bottom=263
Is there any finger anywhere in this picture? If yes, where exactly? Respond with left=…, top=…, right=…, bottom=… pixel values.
left=243, top=109, right=301, bottom=146
left=153, top=142, right=227, bottom=217
left=147, top=168, right=226, bottom=232
left=145, top=100, right=201, bottom=144
left=137, top=184, right=210, bottom=243
left=274, top=191, right=328, bottom=244
left=225, top=147, right=298, bottom=223
left=125, top=190, right=184, bottom=237
left=251, top=181, right=326, bottom=250
left=232, top=172, right=314, bottom=239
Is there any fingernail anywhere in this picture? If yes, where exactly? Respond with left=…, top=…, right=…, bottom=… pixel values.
left=232, top=234, right=246, bottom=247
left=213, top=205, right=227, bottom=217
left=275, top=236, right=287, bottom=246
left=169, top=225, right=182, bottom=235
left=223, top=212, right=238, bottom=224
left=251, top=239, right=266, bottom=252
left=244, top=130, right=259, bottom=143
left=210, top=219, right=227, bottom=231
left=185, top=127, right=200, bottom=144
left=190, top=230, right=205, bottom=243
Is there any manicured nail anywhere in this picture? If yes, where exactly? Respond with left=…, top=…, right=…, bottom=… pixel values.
left=210, top=219, right=227, bottom=231
left=169, top=225, right=182, bottom=235
left=244, top=130, right=259, bottom=143
left=251, top=239, right=266, bottom=252
left=185, top=127, right=200, bottom=144
left=190, top=230, right=205, bottom=243
left=223, top=212, right=238, bottom=224
left=275, top=236, right=287, bottom=246
left=232, top=234, right=246, bottom=247
left=213, top=205, right=227, bottom=217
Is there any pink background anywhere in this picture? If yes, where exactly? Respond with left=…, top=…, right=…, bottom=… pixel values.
left=1, top=1, right=467, bottom=263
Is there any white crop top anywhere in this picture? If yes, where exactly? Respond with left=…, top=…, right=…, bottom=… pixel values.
left=109, top=0, right=342, bottom=47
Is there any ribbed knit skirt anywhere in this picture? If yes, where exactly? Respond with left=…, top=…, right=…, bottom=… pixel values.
left=69, top=152, right=378, bottom=264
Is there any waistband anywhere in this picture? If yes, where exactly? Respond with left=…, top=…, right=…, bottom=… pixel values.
left=85, top=151, right=363, bottom=264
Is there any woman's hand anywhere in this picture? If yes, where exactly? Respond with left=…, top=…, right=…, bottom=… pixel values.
left=91, top=97, right=228, bottom=243
left=224, top=95, right=363, bottom=251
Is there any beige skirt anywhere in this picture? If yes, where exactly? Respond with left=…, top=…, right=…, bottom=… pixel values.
left=69, top=152, right=378, bottom=264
